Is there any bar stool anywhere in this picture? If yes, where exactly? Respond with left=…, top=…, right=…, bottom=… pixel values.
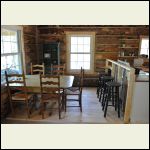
left=99, top=76, right=114, bottom=104
left=103, top=81, right=121, bottom=118
left=97, top=72, right=110, bottom=98
left=96, top=68, right=111, bottom=98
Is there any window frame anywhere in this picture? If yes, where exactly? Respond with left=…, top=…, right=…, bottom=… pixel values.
left=139, top=36, right=149, bottom=57
left=1, top=25, right=25, bottom=84
left=66, top=32, right=95, bottom=74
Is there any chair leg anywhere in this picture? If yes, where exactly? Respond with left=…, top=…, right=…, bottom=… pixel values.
left=117, top=87, right=120, bottom=118
left=26, top=102, right=30, bottom=118
left=58, top=98, right=61, bottom=119
left=104, top=88, right=110, bottom=117
left=79, top=95, right=82, bottom=112
left=99, top=88, right=102, bottom=102
left=97, top=86, right=100, bottom=98
left=62, top=90, right=65, bottom=110
left=64, top=95, right=67, bottom=112
left=41, top=102, right=45, bottom=119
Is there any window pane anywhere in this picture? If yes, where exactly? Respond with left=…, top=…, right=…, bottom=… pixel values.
left=71, top=54, right=77, bottom=61
left=84, top=37, right=90, bottom=44
left=71, top=44, right=77, bottom=52
left=78, top=37, right=84, bottom=44
left=1, top=56, right=6, bottom=70
left=84, top=54, right=90, bottom=61
left=71, top=37, right=77, bottom=44
left=2, top=29, right=11, bottom=41
left=3, top=42, right=12, bottom=53
left=84, top=45, right=90, bottom=52
left=6, top=55, right=14, bottom=68
left=78, top=45, right=84, bottom=52
left=11, top=42, right=18, bottom=52
left=10, top=31, right=17, bottom=42
left=140, top=48, right=148, bottom=55
left=14, top=55, right=19, bottom=66
left=77, top=62, right=83, bottom=69
left=141, top=39, right=149, bottom=48
left=1, top=42, right=4, bottom=53
left=69, top=35, right=92, bottom=71
left=15, top=65, right=20, bottom=71
left=84, top=62, right=90, bottom=69
left=77, top=54, right=84, bottom=61
left=71, top=62, right=77, bottom=69
left=1, top=28, right=22, bottom=83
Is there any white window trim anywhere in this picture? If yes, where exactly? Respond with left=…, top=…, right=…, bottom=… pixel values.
left=1, top=25, right=26, bottom=74
left=66, top=31, right=95, bottom=74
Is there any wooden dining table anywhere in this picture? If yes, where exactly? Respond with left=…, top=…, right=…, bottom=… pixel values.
left=8, top=74, right=74, bottom=93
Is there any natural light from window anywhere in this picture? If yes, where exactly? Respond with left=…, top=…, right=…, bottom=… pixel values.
left=140, top=38, right=149, bottom=58
left=1, top=28, right=22, bottom=83
left=70, top=36, right=91, bottom=70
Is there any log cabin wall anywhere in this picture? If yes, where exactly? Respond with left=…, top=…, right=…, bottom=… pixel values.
left=23, top=25, right=38, bottom=74
left=37, top=25, right=149, bottom=73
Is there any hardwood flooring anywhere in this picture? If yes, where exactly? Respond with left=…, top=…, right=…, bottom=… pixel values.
left=3, top=88, right=124, bottom=124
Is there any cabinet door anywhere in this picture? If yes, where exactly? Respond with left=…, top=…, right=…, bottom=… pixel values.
left=43, top=43, right=60, bottom=74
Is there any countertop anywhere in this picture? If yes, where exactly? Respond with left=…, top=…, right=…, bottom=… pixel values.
left=135, top=71, right=149, bottom=82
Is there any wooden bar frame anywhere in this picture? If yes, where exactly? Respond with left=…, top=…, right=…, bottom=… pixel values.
left=106, top=59, right=135, bottom=123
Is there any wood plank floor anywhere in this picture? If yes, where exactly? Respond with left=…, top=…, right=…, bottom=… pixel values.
left=3, top=88, right=124, bottom=124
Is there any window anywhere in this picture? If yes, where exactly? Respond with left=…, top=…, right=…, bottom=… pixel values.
left=1, top=26, right=23, bottom=83
left=140, top=37, right=149, bottom=58
left=66, top=32, right=95, bottom=73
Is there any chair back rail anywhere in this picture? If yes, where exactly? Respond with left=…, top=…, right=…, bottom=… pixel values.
left=31, top=62, right=45, bottom=75
left=52, top=64, right=65, bottom=75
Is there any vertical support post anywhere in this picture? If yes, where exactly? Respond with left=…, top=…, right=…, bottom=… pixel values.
left=124, top=68, right=135, bottom=123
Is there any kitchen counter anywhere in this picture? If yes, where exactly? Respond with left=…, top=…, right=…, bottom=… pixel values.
left=135, top=71, right=149, bottom=82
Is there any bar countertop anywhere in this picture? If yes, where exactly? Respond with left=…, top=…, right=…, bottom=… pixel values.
left=135, top=71, right=149, bottom=82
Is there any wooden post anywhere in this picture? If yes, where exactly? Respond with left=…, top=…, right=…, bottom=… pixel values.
left=111, top=63, right=115, bottom=77
left=117, top=66, right=121, bottom=82
left=124, top=68, right=135, bottom=123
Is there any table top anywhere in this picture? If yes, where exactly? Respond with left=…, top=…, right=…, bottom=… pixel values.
left=8, top=75, right=74, bottom=89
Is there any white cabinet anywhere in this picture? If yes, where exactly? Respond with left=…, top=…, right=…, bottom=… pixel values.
left=130, top=82, right=149, bottom=123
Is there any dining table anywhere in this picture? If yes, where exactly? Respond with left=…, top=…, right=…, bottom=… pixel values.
left=8, top=74, right=74, bottom=93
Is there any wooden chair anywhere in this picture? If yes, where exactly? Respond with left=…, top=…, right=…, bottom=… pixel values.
left=51, top=64, right=65, bottom=75
left=31, top=62, right=45, bottom=75
left=64, top=67, right=84, bottom=112
left=5, top=71, right=36, bottom=118
left=40, top=75, right=63, bottom=119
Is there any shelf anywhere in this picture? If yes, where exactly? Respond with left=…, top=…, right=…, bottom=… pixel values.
left=119, top=39, right=139, bottom=41
left=119, top=47, right=139, bottom=48
left=118, top=56, right=138, bottom=58
left=97, top=44, right=119, bottom=45
left=95, top=52, right=118, bottom=54
left=96, top=34, right=139, bottom=37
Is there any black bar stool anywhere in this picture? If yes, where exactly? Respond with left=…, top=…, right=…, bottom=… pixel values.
left=99, top=76, right=114, bottom=104
left=103, top=81, right=121, bottom=118
left=96, top=68, right=111, bottom=98
left=97, top=73, right=110, bottom=98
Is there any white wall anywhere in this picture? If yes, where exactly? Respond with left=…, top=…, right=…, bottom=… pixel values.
left=130, top=82, right=149, bottom=123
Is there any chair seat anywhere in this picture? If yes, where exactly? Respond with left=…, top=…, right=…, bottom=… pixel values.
left=41, top=93, right=62, bottom=101
left=65, top=88, right=80, bottom=95
left=66, top=87, right=80, bottom=92
left=12, top=93, right=33, bottom=101
left=106, top=81, right=121, bottom=87
left=100, top=76, right=114, bottom=80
